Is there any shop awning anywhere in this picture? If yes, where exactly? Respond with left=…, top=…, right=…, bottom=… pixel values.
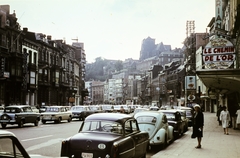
left=196, top=69, right=240, bottom=93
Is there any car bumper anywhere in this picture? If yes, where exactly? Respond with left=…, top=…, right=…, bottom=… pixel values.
left=0, top=120, right=17, bottom=124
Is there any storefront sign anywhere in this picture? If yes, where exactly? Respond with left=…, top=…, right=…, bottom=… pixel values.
left=185, top=76, right=196, bottom=90
left=203, top=38, right=235, bottom=69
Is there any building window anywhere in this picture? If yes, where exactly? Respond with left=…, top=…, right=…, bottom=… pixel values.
left=56, top=71, right=59, bottom=84
left=38, top=69, right=42, bottom=81
left=30, top=71, right=36, bottom=84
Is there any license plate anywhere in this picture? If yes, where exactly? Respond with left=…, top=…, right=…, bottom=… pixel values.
left=81, top=152, right=93, bottom=158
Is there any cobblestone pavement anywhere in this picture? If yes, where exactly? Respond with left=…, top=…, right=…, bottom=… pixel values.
left=151, top=112, right=240, bottom=158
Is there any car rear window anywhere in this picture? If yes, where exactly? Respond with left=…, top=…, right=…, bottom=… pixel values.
left=81, top=121, right=123, bottom=135
left=136, top=116, right=157, bottom=124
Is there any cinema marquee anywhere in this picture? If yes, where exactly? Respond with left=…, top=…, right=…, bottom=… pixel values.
left=203, top=38, right=235, bottom=69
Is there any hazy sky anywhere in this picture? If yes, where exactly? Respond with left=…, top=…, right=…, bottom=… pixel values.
left=2, top=0, right=215, bottom=62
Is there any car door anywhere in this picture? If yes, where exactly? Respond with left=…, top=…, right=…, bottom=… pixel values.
left=124, top=119, right=146, bottom=158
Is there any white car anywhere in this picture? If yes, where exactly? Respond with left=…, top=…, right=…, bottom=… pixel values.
left=134, top=111, right=174, bottom=150
left=41, top=106, right=72, bottom=124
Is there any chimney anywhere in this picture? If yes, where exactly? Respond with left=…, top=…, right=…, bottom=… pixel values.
left=47, top=35, right=52, bottom=40
left=23, top=27, right=28, bottom=32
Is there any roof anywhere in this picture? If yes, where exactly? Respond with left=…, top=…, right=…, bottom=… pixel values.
left=159, top=109, right=179, bottom=113
left=85, top=113, right=133, bottom=124
left=0, top=130, right=15, bottom=137
left=5, top=105, right=30, bottom=108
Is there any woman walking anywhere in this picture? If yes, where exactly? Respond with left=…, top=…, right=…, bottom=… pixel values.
left=220, top=106, right=230, bottom=135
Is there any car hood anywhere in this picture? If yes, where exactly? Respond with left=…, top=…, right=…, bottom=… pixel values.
left=69, top=132, right=122, bottom=150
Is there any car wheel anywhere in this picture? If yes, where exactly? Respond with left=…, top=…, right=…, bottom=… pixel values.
left=67, top=116, right=72, bottom=122
left=18, top=120, right=24, bottom=128
left=34, top=119, right=39, bottom=126
left=1, top=123, right=7, bottom=129
left=162, top=135, right=167, bottom=149
left=55, top=117, right=61, bottom=123
left=42, top=120, right=46, bottom=124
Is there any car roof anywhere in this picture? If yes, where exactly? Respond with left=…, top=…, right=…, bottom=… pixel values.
left=5, top=105, right=30, bottom=108
left=0, top=130, right=15, bottom=137
left=85, top=113, right=133, bottom=124
left=159, top=109, right=179, bottom=113
left=134, top=111, right=164, bottom=117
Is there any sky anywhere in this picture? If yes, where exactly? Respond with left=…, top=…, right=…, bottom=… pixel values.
left=2, top=0, right=215, bottom=63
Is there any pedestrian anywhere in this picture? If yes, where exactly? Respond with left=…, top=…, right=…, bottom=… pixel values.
left=191, top=104, right=204, bottom=149
left=220, top=106, right=230, bottom=135
left=236, top=107, right=240, bottom=129
left=216, top=105, right=222, bottom=126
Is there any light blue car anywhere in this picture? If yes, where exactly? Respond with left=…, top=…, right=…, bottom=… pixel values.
left=134, top=111, right=174, bottom=150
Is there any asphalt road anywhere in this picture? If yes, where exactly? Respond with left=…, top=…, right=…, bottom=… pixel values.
left=3, top=119, right=165, bottom=157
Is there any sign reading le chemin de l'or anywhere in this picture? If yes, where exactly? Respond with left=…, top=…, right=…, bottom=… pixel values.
left=203, top=37, right=235, bottom=69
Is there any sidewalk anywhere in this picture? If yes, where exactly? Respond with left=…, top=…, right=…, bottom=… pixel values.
left=152, top=112, right=240, bottom=158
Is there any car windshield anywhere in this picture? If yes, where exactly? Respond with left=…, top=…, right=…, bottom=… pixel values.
left=81, top=121, right=123, bottom=135
left=136, top=116, right=157, bottom=124
left=164, top=113, right=176, bottom=120
left=46, top=107, right=60, bottom=112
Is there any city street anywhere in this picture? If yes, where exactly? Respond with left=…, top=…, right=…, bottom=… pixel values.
left=3, top=112, right=240, bottom=158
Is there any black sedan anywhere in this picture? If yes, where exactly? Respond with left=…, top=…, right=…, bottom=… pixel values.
left=61, top=113, right=149, bottom=158
left=159, top=110, right=185, bottom=139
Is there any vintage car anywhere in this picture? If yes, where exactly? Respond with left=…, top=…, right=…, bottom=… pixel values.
left=179, top=106, right=194, bottom=127
left=134, top=111, right=174, bottom=150
left=159, top=110, right=185, bottom=139
left=177, top=109, right=189, bottom=132
left=70, top=105, right=94, bottom=121
left=0, top=105, right=40, bottom=128
left=0, top=130, right=66, bottom=158
left=61, top=113, right=149, bottom=158
left=41, top=106, right=72, bottom=124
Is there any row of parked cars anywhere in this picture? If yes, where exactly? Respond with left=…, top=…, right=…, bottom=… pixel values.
left=0, top=104, right=194, bottom=158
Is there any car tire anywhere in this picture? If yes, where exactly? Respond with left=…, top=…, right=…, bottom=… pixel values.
left=55, top=117, right=61, bottom=123
left=162, top=135, right=167, bottom=149
left=18, top=120, right=24, bottom=128
left=42, top=120, right=46, bottom=124
left=1, top=123, right=7, bottom=129
left=34, top=119, right=39, bottom=126
left=67, top=116, right=72, bottom=122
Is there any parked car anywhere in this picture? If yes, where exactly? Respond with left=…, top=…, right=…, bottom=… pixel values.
left=70, top=105, right=94, bottom=121
left=41, top=106, right=72, bottom=124
left=0, top=105, right=40, bottom=128
left=0, top=130, right=65, bottom=158
left=179, top=106, right=194, bottom=127
left=159, top=110, right=185, bottom=139
left=177, top=109, right=189, bottom=132
left=61, top=113, right=149, bottom=158
left=134, top=111, right=174, bottom=150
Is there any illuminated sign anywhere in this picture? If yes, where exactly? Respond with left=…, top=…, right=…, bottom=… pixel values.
left=203, top=38, right=235, bottom=69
